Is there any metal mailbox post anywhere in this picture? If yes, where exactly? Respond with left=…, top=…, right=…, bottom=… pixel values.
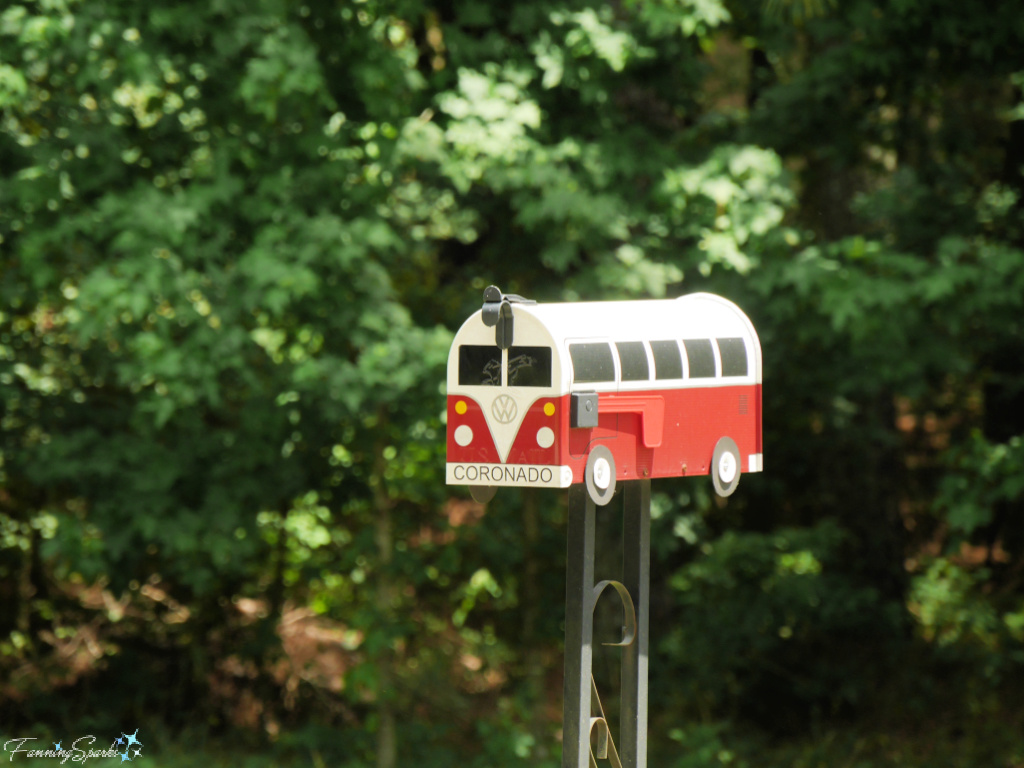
left=446, top=287, right=763, bottom=767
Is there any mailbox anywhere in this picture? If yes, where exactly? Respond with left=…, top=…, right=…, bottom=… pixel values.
left=446, top=288, right=762, bottom=504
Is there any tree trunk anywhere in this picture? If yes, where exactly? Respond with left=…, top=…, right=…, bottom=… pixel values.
left=373, top=445, right=398, bottom=768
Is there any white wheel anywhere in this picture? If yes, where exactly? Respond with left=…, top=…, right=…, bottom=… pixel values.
left=711, top=437, right=741, bottom=497
left=585, top=446, right=616, bottom=506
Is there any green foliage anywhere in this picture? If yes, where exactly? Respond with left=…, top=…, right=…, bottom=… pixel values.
left=938, top=433, right=1024, bottom=538
left=910, top=558, right=1002, bottom=650
left=662, top=522, right=903, bottom=727
left=664, top=722, right=749, bottom=768
left=2, top=0, right=1024, bottom=761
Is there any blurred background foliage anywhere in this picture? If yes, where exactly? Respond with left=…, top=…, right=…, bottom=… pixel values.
left=2, top=0, right=1024, bottom=765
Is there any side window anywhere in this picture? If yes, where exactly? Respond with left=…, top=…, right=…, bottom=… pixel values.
left=569, top=343, right=615, bottom=383
left=615, top=342, right=649, bottom=381
left=650, top=340, right=682, bottom=380
left=717, top=337, right=748, bottom=377
left=459, top=345, right=502, bottom=386
left=683, top=339, right=716, bottom=378
left=508, top=346, right=552, bottom=387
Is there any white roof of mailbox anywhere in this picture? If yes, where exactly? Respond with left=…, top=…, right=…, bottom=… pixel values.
left=449, top=292, right=762, bottom=393
left=520, top=293, right=755, bottom=346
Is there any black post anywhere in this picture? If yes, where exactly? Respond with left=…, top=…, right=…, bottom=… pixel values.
left=562, top=480, right=650, bottom=768
left=620, top=479, right=650, bottom=768
left=563, top=484, right=596, bottom=768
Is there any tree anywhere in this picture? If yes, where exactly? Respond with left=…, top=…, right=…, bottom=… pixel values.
left=3, top=0, right=1024, bottom=763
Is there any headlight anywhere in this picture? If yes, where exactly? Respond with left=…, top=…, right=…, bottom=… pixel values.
left=454, top=425, right=473, bottom=447
left=536, top=426, right=554, bottom=449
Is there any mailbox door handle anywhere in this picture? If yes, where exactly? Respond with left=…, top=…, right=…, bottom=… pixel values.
left=570, top=392, right=599, bottom=429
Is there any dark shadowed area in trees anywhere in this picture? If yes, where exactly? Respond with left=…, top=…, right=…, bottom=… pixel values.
left=2, top=0, right=1024, bottom=765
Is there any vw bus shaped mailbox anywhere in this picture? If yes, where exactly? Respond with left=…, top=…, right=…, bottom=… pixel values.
left=446, top=287, right=762, bottom=505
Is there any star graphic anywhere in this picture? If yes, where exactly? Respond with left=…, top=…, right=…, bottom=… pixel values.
left=120, top=750, right=131, bottom=763
left=54, top=742, right=62, bottom=751
left=133, top=747, right=142, bottom=757
left=115, top=736, right=125, bottom=747
left=124, top=729, right=141, bottom=748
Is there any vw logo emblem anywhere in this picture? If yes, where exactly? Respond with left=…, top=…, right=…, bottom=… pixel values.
left=491, top=395, right=518, bottom=424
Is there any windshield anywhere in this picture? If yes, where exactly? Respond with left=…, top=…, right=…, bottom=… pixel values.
left=458, top=345, right=502, bottom=386
left=457, top=345, right=552, bottom=388
left=508, top=346, right=552, bottom=387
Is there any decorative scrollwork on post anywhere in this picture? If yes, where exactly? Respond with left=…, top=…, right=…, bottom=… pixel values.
left=590, top=675, right=623, bottom=768
left=593, top=580, right=637, bottom=648
left=587, top=580, right=636, bottom=766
